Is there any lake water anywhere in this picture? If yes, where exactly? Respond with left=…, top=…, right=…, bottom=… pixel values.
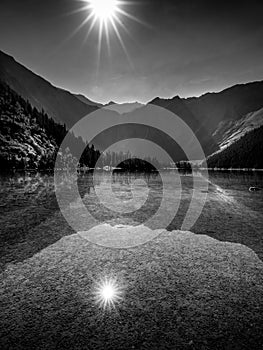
left=0, top=170, right=263, bottom=269
left=1, top=170, right=263, bottom=349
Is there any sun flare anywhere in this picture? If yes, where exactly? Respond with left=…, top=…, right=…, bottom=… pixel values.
left=71, top=0, right=145, bottom=62
left=88, top=0, right=119, bottom=23
left=94, top=277, right=123, bottom=310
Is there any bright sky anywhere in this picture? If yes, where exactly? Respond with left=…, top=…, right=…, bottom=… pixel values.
left=1, top=0, right=263, bottom=103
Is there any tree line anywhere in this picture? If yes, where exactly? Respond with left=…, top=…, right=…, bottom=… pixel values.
left=0, top=80, right=100, bottom=170
left=206, top=125, right=263, bottom=169
left=0, top=80, right=196, bottom=172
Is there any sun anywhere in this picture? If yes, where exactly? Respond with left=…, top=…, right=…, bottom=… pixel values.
left=67, top=0, right=147, bottom=64
left=88, top=0, right=119, bottom=23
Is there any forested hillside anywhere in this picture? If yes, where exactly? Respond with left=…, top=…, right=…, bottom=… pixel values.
left=206, top=125, right=263, bottom=169
left=185, top=81, right=263, bottom=136
left=0, top=81, right=100, bottom=170
left=0, top=50, right=97, bottom=127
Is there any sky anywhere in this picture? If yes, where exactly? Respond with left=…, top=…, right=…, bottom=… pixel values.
left=1, top=0, right=263, bottom=103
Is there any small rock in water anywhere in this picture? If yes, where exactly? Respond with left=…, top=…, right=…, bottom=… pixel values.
left=249, top=186, right=261, bottom=192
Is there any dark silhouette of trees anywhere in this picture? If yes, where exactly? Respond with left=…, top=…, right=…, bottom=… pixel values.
left=117, top=158, right=158, bottom=172
left=206, top=125, right=263, bottom=169
left=0, top=80, right=100, bottom=171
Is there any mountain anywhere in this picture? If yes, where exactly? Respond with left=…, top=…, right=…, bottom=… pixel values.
left=150, top=81, right=263, bottom=161
left=86, top=84, right=263, bottom=164
left=184, top=81, right=263, bottom=137
left=205, top=124, right=263, bottom=169
left=0, top=50, right=97, bottom=127
left=149, top=96, right=219, bottom=156
left=213, top=107, right=263, bottom=150
left=1, top=49, right=263, bottom=166
left=203, top=107, right=263, bottom=169
left=104, top=102, right=144, bottom=114
left=91, top=104, right=214, bottom=163
left=104, top=101, right=116, bottom=106
left=0, top=81, right=100, bottom=170
left=0, top=80, right=59, bottom=169
left=74, top=94, right=103, bottom=108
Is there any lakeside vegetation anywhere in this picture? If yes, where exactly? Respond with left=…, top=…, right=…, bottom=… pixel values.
left=1, top=80, right=263, bottom=174
left=0, top=81, right=172, bottom=173
left=0, top=81, right=100, bottom=171
left=205, top=125, right=263, bottom=170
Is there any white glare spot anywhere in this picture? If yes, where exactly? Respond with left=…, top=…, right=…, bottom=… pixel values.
left=88, top=0, right=118, bottom=22
left=94, top=277, right=123, bottom=309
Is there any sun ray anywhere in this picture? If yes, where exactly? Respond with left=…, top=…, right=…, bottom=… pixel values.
left=115, top=7, right=151, bottom=28
left=67, top=0, right=149, bottom=66
left=62, top=4, right=92, bottom=17
left=82, top=15, right=97, bottom=45
left=43, top=12, right=94, bottom=59
left=96, top=20, right=104, bottom=74
left=93, top=277, right=124, bottom=310
left=104, top=21, right=111, bottom=57
left=113, top=14, right=137, bottom=43
left=110, top=17, right=135, bottom=70
left=67, top=12, right=94, bottom=42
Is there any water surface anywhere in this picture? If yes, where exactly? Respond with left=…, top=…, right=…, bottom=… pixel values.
left=0, top=170, right=263, bottom=268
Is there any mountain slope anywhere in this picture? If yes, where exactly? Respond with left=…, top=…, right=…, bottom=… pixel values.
left=0, top=50, right=97, bottom=127
left=74, top=94, right=103, bottom=108
left=205, top=124, right=263, bottom=169
left=1, top=50, right=263, bottom=163
left=0, top=81, right=100, bottom=170
left=185, top=81, right=263, bottom=136
left=0, top=80, right=58, bottom=169
left=213, top=107, right=263, bottom=149
left=104, top=102, right=144, bottom=114
left=91, top=104, right=215, bottom=162
left=149, top=96, right=219, bottom=156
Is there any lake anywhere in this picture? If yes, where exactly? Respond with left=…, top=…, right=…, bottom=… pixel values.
left=1, top=170, right=263, bottom=349
left=0, top=170, right=263, bottom=268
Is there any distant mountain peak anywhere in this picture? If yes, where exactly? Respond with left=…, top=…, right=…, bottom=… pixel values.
left=149, top=95, right=181, bottom=105
left=103, top=101, right=144, bottom=114
left=104, top=100, right=116, bottom=106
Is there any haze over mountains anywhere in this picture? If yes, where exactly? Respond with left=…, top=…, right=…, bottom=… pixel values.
left=0, top=49, right=263, bottom=166
left=104, top=102, right=144, bottom=114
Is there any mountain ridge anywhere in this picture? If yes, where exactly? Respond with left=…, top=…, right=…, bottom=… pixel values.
left=0, top=50, right=97, bottom=127
left=1, top=49, right=263, bottom=166
left=184, top=80, right=263, bottom=135
left=205, top=123, right=263, bottom=169
left=74, top=93, right=103, bottom=108
left=149, top=94, right=218, bottom=156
